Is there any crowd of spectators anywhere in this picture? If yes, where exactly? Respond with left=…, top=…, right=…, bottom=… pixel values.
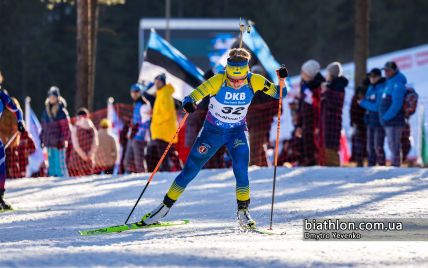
left=0, top=60, right=418, bottom=180
left=279, top=60, right=416, bottom=167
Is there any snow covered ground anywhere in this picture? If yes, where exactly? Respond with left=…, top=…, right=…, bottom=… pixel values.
left=1, top=167, right=428, bottom=267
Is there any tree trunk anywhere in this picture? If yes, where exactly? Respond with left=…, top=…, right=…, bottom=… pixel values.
left=353, top=0, right=371, bottom=89
left=76, top=0, right=98, bottom=112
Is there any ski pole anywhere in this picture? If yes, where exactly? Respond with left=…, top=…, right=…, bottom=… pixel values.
left=269, top=76, right=285, bottom=230
left=4, top=132, right=19, bottom=150
left=124, top=112, right=189, bottom=224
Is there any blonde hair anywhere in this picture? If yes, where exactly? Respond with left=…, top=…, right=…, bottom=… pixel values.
left=228, top=48, right=251, bottom=62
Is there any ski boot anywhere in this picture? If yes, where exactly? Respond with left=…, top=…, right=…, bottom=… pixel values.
left=237, top=200, right=256, bottom=229
left=0, top=189, right=12, bottom=211
left=137, top=195, right=175, bottom=226
left=237, top=208, right=256, bottom=229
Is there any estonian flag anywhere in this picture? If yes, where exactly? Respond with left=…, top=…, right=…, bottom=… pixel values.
left=138, top=30, right=205, bottom=100
left=214, top=25, right=281, bottom=84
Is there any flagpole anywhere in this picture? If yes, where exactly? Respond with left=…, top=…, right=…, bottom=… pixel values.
left=107, top=97, right=121, bottom=175
left=25, top=97, right=31, bottom=127
left=165, top=0, right=171, bottom=42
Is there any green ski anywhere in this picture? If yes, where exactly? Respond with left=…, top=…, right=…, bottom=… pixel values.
left=79, top=219, right=190, bottom=236
left=239, top=227, right=286, bottom=236
left=249, top=228, right=286, bottom=235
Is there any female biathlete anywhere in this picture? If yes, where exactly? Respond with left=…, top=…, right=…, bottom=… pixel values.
left=139, top=48, right=288, bottom=228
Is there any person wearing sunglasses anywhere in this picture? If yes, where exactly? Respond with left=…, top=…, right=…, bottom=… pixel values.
left=138, top=48, right=288, bottom=229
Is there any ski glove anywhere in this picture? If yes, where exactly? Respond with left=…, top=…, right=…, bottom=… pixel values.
left=276, top=65, right=289, bottom=78
left=182, top=96, right=196, bottom=113
left=17, top=121, right=26, bottom=133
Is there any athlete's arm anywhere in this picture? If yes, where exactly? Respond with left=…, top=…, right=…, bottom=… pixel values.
left=188, top=73, right=224, bottom=102
left=250, top=74, right=287, bottom=99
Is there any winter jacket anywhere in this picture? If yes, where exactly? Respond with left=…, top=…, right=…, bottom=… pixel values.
left=40, top=97, right=70, bottom=148
left=132, top=96, right=151, bottom=142
left=0, top=90, right=23, bottom=146
left=359, top=78, right=386, bottom=127
left=379, top=71, right=407, bottom=127
left=95, top=128, right=118, bottom=168
left=321, top=76, right=348, bottom=150
left=6, top=131, right=36, bottom=178
left=68, top=117, right=98, bottom=176
left=297, top=73, right=325, bottom=128
left=150, top=84, right=178, bottom=143
left=296, top=72, right=325, bottom=165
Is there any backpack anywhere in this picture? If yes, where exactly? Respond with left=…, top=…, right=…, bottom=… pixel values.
left=403, top=87, right=418, bottom=117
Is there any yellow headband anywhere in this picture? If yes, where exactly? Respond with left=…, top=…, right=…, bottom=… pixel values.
left=226, top=60, right=249, bottom=79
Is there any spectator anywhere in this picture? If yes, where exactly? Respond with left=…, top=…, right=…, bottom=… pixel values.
left=94, top=118, right=118, bottom=174
left=278, top=139, right=295, bottom=166
left=320, top=62, right=348, bottom=166
left=350, top=78, right=369, bottom=167
left=68, top=108, right=98, bottom=176
left=146, top=73, right=182, bottom=172
left=4, top=98, right=36, bottom=178
left=124, top=84, right=151, bottom=173
left=379, top=61, right=407, bottom=167
left=6, top=130, right=36, bottom=178
left=40, top=86, right=70, bottom=177
left=0, top=72, right=26, bottom=210
left=295, top=59, right=325, bottom=166
left=359, top=68, right=386, bottom=166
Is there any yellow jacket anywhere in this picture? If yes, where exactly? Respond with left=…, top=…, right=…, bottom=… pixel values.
left=150, top=84, right=178, bottom=143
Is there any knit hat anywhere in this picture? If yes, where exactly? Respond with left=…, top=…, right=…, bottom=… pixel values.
left=48, top=86, right=60, bottom=97
left=99, top=118, right=111, bottom=129
left=301, top=60, right=320, bottom=79
left=130, top=83, right=143, bottom=92
left=367, top=68, right=381, bottom=77
left=383, top=61, right=398, bottom=71
left=76, top=107, right=90, bottom=117
left=154, top=73, right=166, bottom=84
left=326, top=61, right=343, bottom=78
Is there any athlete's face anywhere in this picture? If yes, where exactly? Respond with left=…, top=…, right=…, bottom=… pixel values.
left=228, top=76, right=246, bottom=89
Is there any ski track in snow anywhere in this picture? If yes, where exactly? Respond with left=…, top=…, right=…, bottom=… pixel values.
left=1, top=167, right=427, bottom=267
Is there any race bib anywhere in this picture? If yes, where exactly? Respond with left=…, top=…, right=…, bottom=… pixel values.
left=208, top=97, right=250, bottom=124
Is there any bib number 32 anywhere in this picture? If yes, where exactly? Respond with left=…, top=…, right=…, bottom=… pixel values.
left=221, top=106, right=245, bottom=115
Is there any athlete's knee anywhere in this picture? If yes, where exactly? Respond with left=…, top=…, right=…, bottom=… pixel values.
left=174, top=157, right=200, bottom=187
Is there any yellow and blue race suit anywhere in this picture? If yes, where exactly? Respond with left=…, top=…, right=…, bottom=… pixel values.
left=163, top=71, right=286, bottom=208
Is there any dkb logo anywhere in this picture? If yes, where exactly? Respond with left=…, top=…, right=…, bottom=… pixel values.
left=225, top=92, right=246, bottom=101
